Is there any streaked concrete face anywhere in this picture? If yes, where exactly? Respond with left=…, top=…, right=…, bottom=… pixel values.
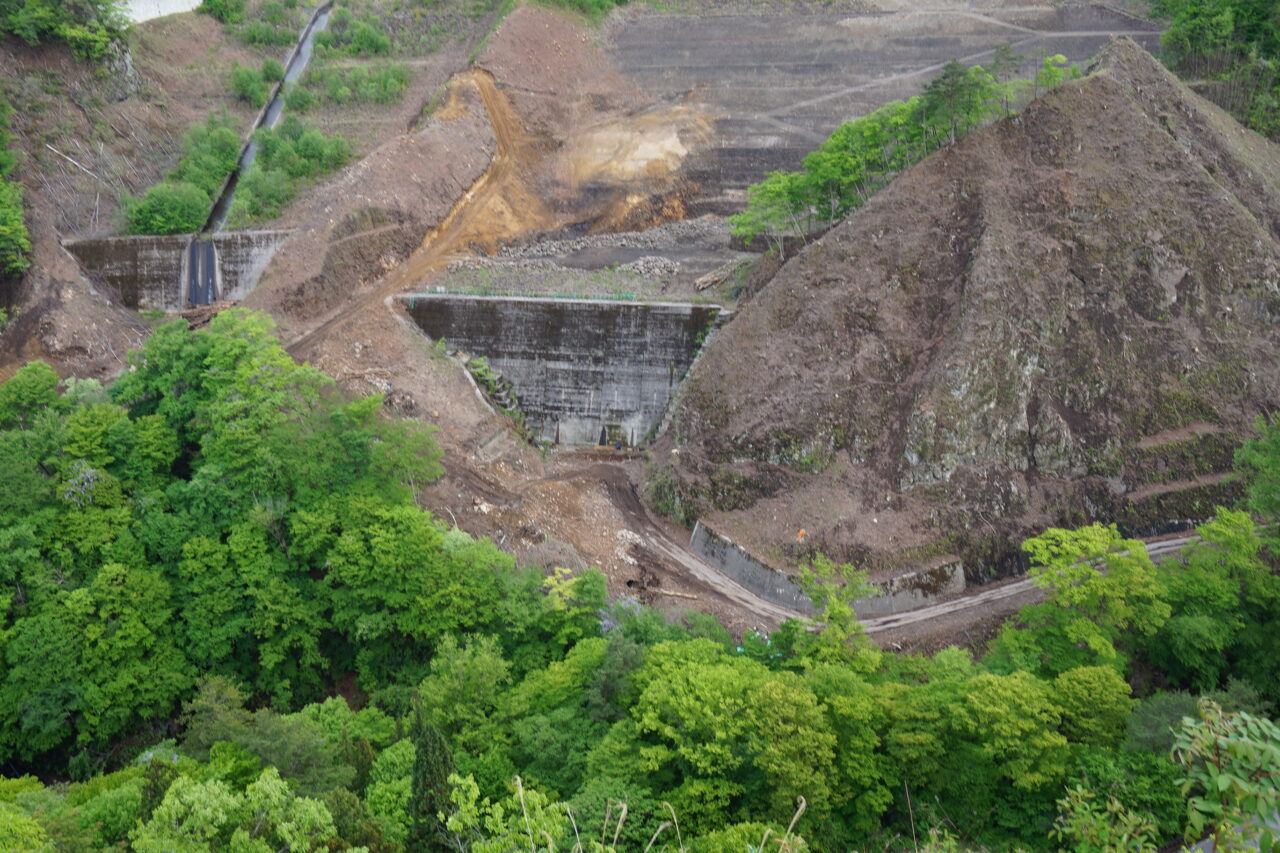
left=64, top=231, right=291, bottom=311
left=403, top=294, right=725, bottom=447
left=124, top=0, right=201, bottom=23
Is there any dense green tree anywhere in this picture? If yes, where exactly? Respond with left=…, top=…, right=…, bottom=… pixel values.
left=230, top=63, right=268, bottom=108
left=626, top=639, right=837, bottom=831
left=197, top=0, right=245, bottom=23
left=0, top=0, right=125, bottom=59
left=132, top=767, right=337, bottom=852
left=1172, top=700, right=1280, bottom=851
left=0, top=360, right=62, bottom=428
left=408, top=706, right=455, bottom=853
left=989, top=524, right=1169, bottom=677
left=918, top=60, right=997, bottom=144
left=0, top=180, right=29, bottom=278
left=124, top=182, right=210, bottom=235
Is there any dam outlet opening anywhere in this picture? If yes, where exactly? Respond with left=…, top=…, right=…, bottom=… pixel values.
left=402, top=294, right=726, bottom=447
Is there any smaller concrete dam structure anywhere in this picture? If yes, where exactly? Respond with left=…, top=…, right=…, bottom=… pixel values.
left=403, top=294, right=725, bottom=446
left=64, top=231, right=291, bottom=311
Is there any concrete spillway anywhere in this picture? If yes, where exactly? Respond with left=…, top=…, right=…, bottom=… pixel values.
left=403, top=294, right=725, bottom=446
left=64, top=231, right=290, bottom=311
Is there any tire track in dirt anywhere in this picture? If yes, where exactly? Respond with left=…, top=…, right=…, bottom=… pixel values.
left=285, top=68, right=556, bottom=358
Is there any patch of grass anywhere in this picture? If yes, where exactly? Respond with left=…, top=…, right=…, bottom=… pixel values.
left=303, top=62, right=410, bottom=105
left=533, top=0, right=626, bottom=24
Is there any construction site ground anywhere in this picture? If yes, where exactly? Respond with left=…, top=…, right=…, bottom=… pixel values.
left=4, top=0, right=1200, bottom=645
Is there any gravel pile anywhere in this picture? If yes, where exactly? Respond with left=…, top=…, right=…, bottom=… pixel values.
left=446, top=257, right=566, bottom=274
left=621, top=256, right=681, bottom=277
left=496, top=217, right=730, bottom=260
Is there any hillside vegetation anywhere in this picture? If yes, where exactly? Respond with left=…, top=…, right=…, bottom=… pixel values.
left=0, top=0, right=125, bottom=60
left=1153, top=0, right=1279, bottom=138
left=0, top=309, right=1277, bottom=851
left=729, top=50, right=1079, bottom=249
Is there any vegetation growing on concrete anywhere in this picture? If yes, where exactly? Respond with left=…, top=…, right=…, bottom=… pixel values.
left=729, top=50, right=1079, bottom=248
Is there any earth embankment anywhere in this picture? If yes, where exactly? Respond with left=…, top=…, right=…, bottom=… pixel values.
left=658, top=37, right=1280, bottom=575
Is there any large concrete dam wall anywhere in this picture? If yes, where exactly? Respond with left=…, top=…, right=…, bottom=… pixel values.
left=64, top=231, right=290, bottom=311
left=403, top=294, right=724, bottom=446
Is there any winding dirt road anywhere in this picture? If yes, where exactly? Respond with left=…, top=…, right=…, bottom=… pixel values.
left=278, top=48, right=1207, bottom=645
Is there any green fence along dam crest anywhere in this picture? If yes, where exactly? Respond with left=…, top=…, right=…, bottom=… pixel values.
left=402, top=293, right=725, bottom=447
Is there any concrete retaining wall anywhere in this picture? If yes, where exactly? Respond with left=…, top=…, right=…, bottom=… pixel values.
left=403, top=294, right=723, bottom=446
left=215, top=232, right=292, bottom=301
left=689, top=520, right=967, bottom=618
left=64, top=230, right=290, bottom=311
left=690, top=521, right=817, bottom=613
left=856, top=556, right=967, bottom=617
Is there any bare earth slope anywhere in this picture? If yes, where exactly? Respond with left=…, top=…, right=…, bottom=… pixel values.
left=658, top=38, right=1280, bottom=575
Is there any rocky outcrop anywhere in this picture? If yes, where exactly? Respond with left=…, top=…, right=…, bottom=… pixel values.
left=656, top=39, right=1280, bottom=571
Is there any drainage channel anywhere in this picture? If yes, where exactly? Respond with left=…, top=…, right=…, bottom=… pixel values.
left=200, top=2, right=333, bottom=238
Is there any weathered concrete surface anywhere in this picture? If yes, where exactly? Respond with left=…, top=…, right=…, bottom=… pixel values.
left=689, top=521, right=967, bottom=618
left=402, top=294, right=723, bottom=446
left=63, top=230, right=290, bottom=311
left=214, top=231, right=293, bottom=301
left=125, top=0, right=200, bottom=23
left=63, top=234, right=190, bottom=312
left=607, top=3, right=1163, bottom=212
left=860, top=557, right=967, bottom=618
left=690, top=520, right=817, bottom=613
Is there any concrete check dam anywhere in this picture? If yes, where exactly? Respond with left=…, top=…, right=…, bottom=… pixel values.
left=402, top=294, right=725, bottom=447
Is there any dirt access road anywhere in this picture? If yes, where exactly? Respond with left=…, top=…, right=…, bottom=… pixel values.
left=285, top=69, right=552, bottom=359
left=860, top=532, right=1198, bottom=637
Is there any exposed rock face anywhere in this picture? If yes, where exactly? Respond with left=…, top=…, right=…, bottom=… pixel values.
left=657, top=39, right=1280, bottom=572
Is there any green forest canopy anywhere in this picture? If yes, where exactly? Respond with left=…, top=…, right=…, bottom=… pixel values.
left=0, top=0, right=126, bottom=60
left=0, top=310, right=1276, bottom=851
left=0, top=101, right=29, bottom=280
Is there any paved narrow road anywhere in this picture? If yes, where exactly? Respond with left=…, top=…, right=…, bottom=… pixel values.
left=860, top=534, right=1198, bottom=635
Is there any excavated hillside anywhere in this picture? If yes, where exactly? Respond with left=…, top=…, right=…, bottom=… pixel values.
left=656, top=38, right=1280, bottom=577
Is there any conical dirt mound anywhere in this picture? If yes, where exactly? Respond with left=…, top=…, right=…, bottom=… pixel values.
left=659, top=38, right=1280, bottom=574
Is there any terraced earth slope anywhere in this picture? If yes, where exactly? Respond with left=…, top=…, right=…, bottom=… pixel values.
left=605, top=0, right=1162, bottom=212
left=656, top=38, right=1280, bottom=577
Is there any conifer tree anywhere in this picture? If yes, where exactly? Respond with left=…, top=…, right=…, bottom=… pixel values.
left=408, top=703, right=455, bottom=853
